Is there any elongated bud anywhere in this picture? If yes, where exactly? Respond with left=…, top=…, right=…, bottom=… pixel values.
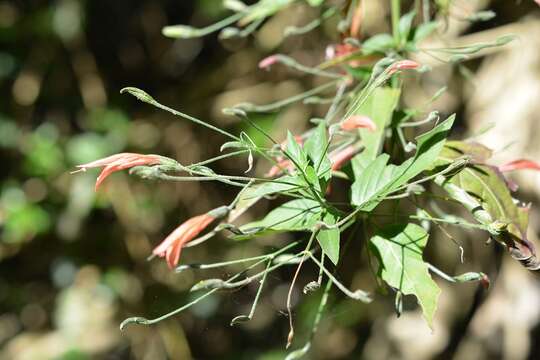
left=388, top=60, right=420, bottom=75
left=259, top=55, right=280, bottom=70
left=340, top=115, right=377, bottom=132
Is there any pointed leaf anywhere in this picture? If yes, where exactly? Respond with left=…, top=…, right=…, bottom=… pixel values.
left=370, top=223, right=440, bottom=327
left=317, top=211, right=340, bottom=265
left=237, top=199, right=322, bottom=239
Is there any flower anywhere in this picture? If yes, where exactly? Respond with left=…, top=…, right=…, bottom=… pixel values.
left=259, top=55, right=280, bottom=70
left=340, top=115, right=377, bottom=132
left=388, top=60, right=420, bottom=75
left=153, top=213, right=216, bottom=269
left=329, top=145, right=361, bottom=170
left=498, top=159, right=540, bottom=173
left=75, top=153, right=162, bottom=191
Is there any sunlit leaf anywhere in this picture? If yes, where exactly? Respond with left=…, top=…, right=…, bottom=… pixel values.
left=317, top=211, right=340, bottom=265
left=236, top=199, right=322, bottom=239
left=370, top=223, right=440, bottom=327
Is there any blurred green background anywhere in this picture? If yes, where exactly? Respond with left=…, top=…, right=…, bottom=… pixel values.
left=1, top=1, right=540, bottom=359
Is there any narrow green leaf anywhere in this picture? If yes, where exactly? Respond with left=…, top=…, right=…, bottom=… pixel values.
left=370, top=223, right=440, bottom=328
left=317, top=212, right=340, bottom=265
left=244, top=176, right=302, bottom=199
left=286, top=131, right=308, bottom=171
left=238, top=199, right=322, bottom=238
left=413, top=21, right=438, bottom=43
left=361, top=33, right=396, bottom=54
left=304, top=122, right=332, bottom=180
left=351, top=116, right=454, bottom=210
left=398, top=11, right=416, bottom=44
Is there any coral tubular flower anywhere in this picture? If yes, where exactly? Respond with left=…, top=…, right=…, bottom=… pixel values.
left=75, top=153, right=162, bottom=191
left=388, top=60, right=420, bottom=75
left=329, top=145, right=361, bottom=171
left=340, top=115, right=377, bottom=132
left=259, top=54, right=280, bottom=70
left=153, top=213, right=216, bottom=269
left=498, top=159, right=540, bottom=173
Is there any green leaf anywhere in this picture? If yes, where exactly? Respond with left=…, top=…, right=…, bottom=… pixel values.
left=286, top=131, right=308, bottom=171
left=351, top=116, right=454, bottom=209
left=361, top=34, right=396, bottom=55
left=398, top=11, right=416, bottom=45
left=243, top=176, right=303, bottom=199
left=436, top=142, right=527, bottom=244
left=391, top=115, right=455, bottom=186
left=370, top=223, right=440, bottom=328
left=413, top=21, right=438, bottom=43
left=351, top=87, right=401, bottom=171
left=317, top=211, right=340, bottom=265
left=304, top=122, right=332, bottom=180
left=306, top=0, right=324, bottom=6
left=238, top=199, right=322, bottom=238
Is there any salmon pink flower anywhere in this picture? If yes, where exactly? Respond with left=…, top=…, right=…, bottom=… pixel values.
left=340, top=115, right=377, bottom=132
left=153, top=213, right=216, bottom=269
left=388, top=60, right=420, bottom=75
left=329, top=145, right=361, bottom=171
left=259, top=55, right=280, bottom=70
left=75, top=153, right=162, bottom=191
left=498, top=159, right=540, bottom=173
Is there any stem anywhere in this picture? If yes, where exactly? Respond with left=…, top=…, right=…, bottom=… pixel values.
left=120, top=241, right=300, bottom=330
left=230, top=259, right=272, bottom=325
left=307, top=251, right=371, bottom=302
left=391, top=0, right=401, bottom=44
left=286, top=230, right=318, bottom=349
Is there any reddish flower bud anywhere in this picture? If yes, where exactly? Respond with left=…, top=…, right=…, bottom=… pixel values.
left=266, top=159, right=294, bottom=178
left=329, top=145, right=361, bottom=171
left=258, top=55, right=280, bottom=70
left=75, top=153, right=162, bottom=191
left=388, top=60, right=420, bottom=75
left=340, top=115, right=377, bottom=132
left=498, top=159, right=540, bottom=173
left=153, top=213, right=216, bottom=269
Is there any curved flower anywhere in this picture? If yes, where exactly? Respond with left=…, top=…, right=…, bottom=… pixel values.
left=75, top=153, right=162, bottom=191
left=329, top=145, right=361, bottom=171
left=388, top=60, right=420, bottom=75
left=259, top=54, right=280, bottom=70
left=340, top=115, right=377, bottom=132
left=153, top=213, right=216, bottom=269
left=498, top=159, right=540, bottom=173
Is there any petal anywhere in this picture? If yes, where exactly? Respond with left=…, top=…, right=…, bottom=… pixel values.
left=499, top=159, right=540, bottom=173
left=165, top=239, right=183, bottom=269
left=76, top=153, right=133, bottom=169
left=330, top=145, right=360, bottom=170
left=94, top=165, right=122, bottom=191
left=152, top=222, right=190, bottom=256
left=340, top=115, right=377, bottom=132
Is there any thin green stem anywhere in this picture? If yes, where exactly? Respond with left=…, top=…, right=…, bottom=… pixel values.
left=286, top=230, right=318, bottom=348
left=307, top=251, right=371, bottom=302
left=391, top=0, right=401, bottom=44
